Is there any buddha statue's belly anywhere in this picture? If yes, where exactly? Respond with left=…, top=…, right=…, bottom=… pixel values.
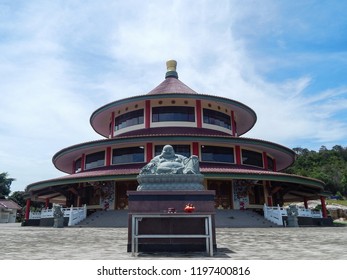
left=157, top=161, right=183, bottom=173
left=159, top=161, right=182, bottom=168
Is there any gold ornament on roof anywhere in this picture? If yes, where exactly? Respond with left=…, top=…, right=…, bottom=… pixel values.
left=166, top=60, right=177, bottom=72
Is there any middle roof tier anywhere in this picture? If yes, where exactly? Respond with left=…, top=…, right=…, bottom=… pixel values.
left=53, top=133, right=295, bottom=174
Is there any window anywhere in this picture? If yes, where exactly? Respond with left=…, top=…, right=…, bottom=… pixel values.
left=267, top=156, right=274, bottom=171
left=242, top=149, right=263, bottom=168
left=155, top=145, right=191, bottom=158
left=201, top=146, right=234, bottom=163
left=152, top=106, right=195, bottom=122
left=75, top=158, right=82, bottom=173
left=85, top=151, right=105, bottom=170
left=112, top=147, right=144, bottom=164
left=203, top=108, right=231, bottom=129
left=115, top=109, right=144, bottom=130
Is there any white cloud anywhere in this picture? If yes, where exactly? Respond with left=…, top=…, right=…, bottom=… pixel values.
left=1, top=0, right=347, bottom=193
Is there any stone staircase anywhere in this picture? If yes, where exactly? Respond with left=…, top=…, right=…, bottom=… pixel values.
left=76, top=209, right=279, bottom=228
left=77, top=210, right=129, bottom=228
left=215, top=209, right=279, bottom=228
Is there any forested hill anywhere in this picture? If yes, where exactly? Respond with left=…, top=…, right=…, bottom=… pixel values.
left=284, top=145, right=347, bottom=196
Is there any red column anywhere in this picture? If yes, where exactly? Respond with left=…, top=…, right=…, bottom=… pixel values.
left=272, top=158, right=277, bottom=171
left=192, top=142, right=199, bottom=157
left=320, top=196, right=328, bottom=218
left=146, top=143, right=153, bottom=162
left=106, top=147, right=112, bottom=166
left=45, top=198, right=49, bottom=209
left=265, top=181, right=273, bottom=206
left=235, top=145, right=241, bottom=165
left=196, top=100, right=202, bottom=128
left=81, top=153, right=85, bottom=171
left=110, top=112, right=115, bottom=138
left=231, top=111, right=236, bottom=136
left=25, top=199, right=31, bottom=220
left=267, top=196, right=273, bottom=207
left=145, top=100, right=151, bottom=129
left=263, top=152, right=268, bottom=169
left=304, top=197, right=308, bottom=209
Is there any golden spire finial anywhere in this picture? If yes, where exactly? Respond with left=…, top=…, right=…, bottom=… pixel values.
left=166, top=60, right=177, bottom=72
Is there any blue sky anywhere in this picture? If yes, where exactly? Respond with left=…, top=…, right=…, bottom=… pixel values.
left=1, top=0, right=347, bottom=193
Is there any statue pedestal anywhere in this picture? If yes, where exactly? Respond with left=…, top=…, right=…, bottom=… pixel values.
left=287, top=215, right=299, bottom=227
left=286, top=205, right=299, bottom=227
left=137, top=174, right=204, bottom=191
left=53, top=217, right=64, bottom=228
left=127, top=190, right=216, bottom=253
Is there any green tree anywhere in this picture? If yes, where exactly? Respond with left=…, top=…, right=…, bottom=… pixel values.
left=9, top=191, right=26, bottom=207
left=285, top=145, right=347, bottom=196
left=0, top=172, right=15, bottom=198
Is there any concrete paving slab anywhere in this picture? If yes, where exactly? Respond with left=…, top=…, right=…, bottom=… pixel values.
left=0, top=223, right=346, bottom=260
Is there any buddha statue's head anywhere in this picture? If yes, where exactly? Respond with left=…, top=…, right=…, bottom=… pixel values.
left=161, top=145, right=175, bottom=159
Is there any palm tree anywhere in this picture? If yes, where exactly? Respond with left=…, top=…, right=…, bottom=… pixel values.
left=0, top=172, right=15, bottom=198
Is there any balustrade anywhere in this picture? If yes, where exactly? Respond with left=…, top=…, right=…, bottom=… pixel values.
left=28, top=205, right=87, bottom=226
left=263, top=204, right=286, bottom=225
left=263, top=204, right=323, bottom=226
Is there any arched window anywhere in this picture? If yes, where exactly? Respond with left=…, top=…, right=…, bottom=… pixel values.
left=85, top=151, right=105, bottom=170
left=242, top=149, right=263, bottom=168
left=203, top=108, right=231, bottom=129
left=115, top=109, right=144, bottom=130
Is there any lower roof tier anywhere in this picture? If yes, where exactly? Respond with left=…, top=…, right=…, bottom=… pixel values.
left=25, top=163, right=325, bottom=204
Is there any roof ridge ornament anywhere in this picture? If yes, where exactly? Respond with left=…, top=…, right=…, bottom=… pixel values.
left=165, top=59, right=178, bottom=79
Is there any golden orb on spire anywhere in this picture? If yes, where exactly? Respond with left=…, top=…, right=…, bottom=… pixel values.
left=166, top=60, right=177, bottom=72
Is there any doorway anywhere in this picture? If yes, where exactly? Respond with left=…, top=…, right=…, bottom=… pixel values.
left=207, top=180, right=233, bottom=209
left=115, top=180, right=137, bottom=209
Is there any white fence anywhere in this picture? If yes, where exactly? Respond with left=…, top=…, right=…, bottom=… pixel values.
left=68, top=205, right=87, bottom=226
left=263, top=205, right=287, bottom=225
left=29, top=205, right=87, bottom=226
left=28, top=211, right=42, bottom=219
left=263, top=204, right=323, bottom=226
left=297, top=208, right=322, bottom=218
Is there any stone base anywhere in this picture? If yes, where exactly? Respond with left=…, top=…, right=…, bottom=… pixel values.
left=38, top=217, right=69, bottom=227
left=53, top=217, right=64, bottom=228
left=127, top=190, right=215, bottom=212
left=283, top=216, right=334, bottom=227
left=127, top=190, right=216, bottom=253
left=137, top=174, right=204, bottom=191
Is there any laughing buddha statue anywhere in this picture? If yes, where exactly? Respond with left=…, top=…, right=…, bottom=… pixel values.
left=140, top=145, right=200, bottom=175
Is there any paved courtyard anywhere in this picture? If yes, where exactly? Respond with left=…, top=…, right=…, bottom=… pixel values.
left=0, top=223, right=346, bottom=260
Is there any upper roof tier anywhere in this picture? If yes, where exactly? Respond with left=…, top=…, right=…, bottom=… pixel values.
left=90, top=60, right=257, bottom=138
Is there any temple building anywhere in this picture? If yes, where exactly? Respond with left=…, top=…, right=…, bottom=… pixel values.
left=24, top=60, right=329, bottom=220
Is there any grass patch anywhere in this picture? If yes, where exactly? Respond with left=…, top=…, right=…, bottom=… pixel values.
left=326, top=199, right=347, bottom=207
left=333, top=220, right=347, bottom=227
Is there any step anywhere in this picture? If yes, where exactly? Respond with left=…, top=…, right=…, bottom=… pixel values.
left=76, top=209, right=280, bottom=228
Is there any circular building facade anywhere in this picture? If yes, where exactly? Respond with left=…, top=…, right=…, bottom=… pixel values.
left=25, top=60, right=326, bottom=213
